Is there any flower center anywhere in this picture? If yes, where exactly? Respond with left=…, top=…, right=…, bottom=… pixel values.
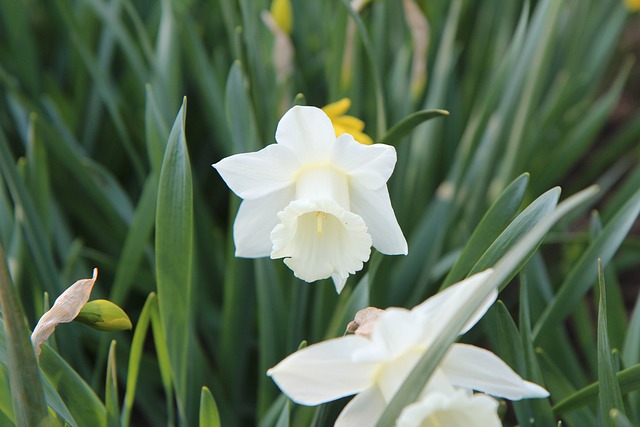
left=295, top=166, right=350, bottom=210
left=270, top=199, right=371, bottom=292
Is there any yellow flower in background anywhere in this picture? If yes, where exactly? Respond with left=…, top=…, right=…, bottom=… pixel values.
left=322, top=98, right=374, bottom=145
left=626, top=0, right=640, bottom=11
left=270, top=0, right=293, bottom=35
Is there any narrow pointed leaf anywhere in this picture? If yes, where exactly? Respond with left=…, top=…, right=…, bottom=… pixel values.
left=379, top=109, right=449, bottom=146
left=597, top=260, right=625, bottom=426
left=199, top=387, right=221, bottom=427
left=106, top=340, right=120, bottom=427
left=0, top=245, right=49, bottom=426
left=156, top=98, right=194, bottom=423
left=534, top=188, right=640, bottom=340
left=442, top=173, right=529, bottom=288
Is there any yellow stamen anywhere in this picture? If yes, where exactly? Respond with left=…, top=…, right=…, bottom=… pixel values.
left=316, top=212, right=324, bottom=234
left=429, top=414, right=443, bottom=427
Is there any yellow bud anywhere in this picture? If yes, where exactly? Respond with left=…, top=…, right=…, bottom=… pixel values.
left=75, top=299, right=132, bottom=332
left=271, top=0, right=293, bottom=35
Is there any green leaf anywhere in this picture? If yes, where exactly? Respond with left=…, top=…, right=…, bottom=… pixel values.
left=155, top=98, right=194, bottom=423
left=105, top=340, right=120, bottom=427
left=537, top=348, right=596, bottom=426
left=198, top=387, right=221, bottom=427
left=0, top=128, right=61, bottom=294
left=493, top=301, right=533, bottom=426
left=442, top=173, right=529, bottom=288
left=611, top=409, right=634, bottom=427
left=39, top=345, right=106, bottom=426
left=0, top=244, right=49, bottom=426
left=597, top=260, right=626, bottom=426
left=469, top=186, right=560, bottom=289
left=379, top=109, right=449, bottom=146
left=225, top=61, right=260, bottom=152
left=121, top=293, right=154, bottom=427
left=553, top=364, right=640, bottom=414
left=534, top=187, right=640, bottom=340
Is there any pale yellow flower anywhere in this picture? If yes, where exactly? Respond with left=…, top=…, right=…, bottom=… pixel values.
left=625, top=0, right=640, bottom=12
left=270, top=0, right=293, bottom=35
left=322, top=98, right=374, bottom=145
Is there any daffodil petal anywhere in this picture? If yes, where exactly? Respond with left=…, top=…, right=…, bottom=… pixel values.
left=271, top=199, right=372, bottom=289
left=397, top=389, right=501, bottom=427
left=267, top=335, right=377, bottom=405
left=331, top=134, right=396, bottom=190
left=334, top=386, right=386, bottom=427
left=349, top=183, right=407, bottom=255
left=213, top=144, right=299, bottom=200
left=275, top=106, right=335, bottom=163
left=333, top=115, right=366, bottom=132
left=233, top=186, right=295, bottom=257
left=412, top=270, right=495, bottom=335
left=441, top=344, right=550, bottom=400
left=322, top=98, right=351, bottom=118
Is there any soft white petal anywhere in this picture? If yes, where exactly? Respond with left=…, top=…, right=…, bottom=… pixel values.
left=213, top=144, right=300, bottom=200
left=275, top=106, right=335, bottom=164
left=334, top=386, right=387, bottom=427
left=271, top=199, right=372, bottom=291
left=331, top=273, right=348, bottom=294
left=349, top=182, right=407, bottom=255
left=267, top=335, right=377, bottom=405
left=412, top=269, right=495, bottom=336
left=355, top=308, right=424, bottom=362
left=233, top=186, right=295, bottom=257
left=331, top=135, right=397, bottom=190
left=397, top=388, right=501, bottom=427
left=441, top=344, right=549, bottom=400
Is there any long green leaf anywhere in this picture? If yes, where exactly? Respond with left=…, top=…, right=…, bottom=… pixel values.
left=156, top=98, right=194, bottom=423
left=379, top=109, right=449, bottom=146
left=598, top=260, right=625, bottom=426
left=198, top=387, right=221, bottom=427
left=106, top=340, right=120, bottom=427
left=442, top=173, right=529, bottom=288
left=0, top=244, right=49, bottom=426
left=553, top=364, right=640, bottom=414
left=534, top=187, right=640, bottom=340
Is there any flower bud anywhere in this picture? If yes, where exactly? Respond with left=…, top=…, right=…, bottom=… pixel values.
left=75, top=299, right=132, bottom=332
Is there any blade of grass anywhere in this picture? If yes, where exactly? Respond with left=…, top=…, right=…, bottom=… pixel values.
left=198, top=387, right=221, bottom=427
left=155, top=98, right=194, bottom=424
left=0, top=244, right=49, bottom=426
left=534, top=188, right=640, bottom=340
left=106, top=340, right=120, bottom=427
left=442, top=173, right=529, bottom=288
left=598, top=259, right=626, bottom=426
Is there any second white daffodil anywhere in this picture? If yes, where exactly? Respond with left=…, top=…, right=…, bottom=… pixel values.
left=213, top=106, right=406, bottom=293
left=267, top=270, right=549, bottom=426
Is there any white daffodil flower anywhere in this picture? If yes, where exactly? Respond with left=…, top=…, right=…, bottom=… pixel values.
left=213, top=106, right=407, bottom=293
left=396, top=373, right=501, bottom=427
left=267, top=270, right=548, bottom=426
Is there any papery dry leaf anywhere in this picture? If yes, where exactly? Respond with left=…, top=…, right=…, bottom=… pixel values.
left=346, top=306, right=384, bottom=338
left=31, top=268, right=98, bottom=359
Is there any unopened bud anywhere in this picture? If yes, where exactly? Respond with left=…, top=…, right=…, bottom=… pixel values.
left=75, top=299, right=132, bottom=332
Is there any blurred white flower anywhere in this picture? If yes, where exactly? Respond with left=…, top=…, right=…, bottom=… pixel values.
left=267, top=270, right=548, bottom=426
left=397, top=381, right=500, bottom=427
left=31, top=268, right=98, bottom=359
left=213, top=106, right=406, bottom=293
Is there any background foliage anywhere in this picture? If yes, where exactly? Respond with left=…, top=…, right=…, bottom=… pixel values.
left=1, top=0, right=640, bottom=425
